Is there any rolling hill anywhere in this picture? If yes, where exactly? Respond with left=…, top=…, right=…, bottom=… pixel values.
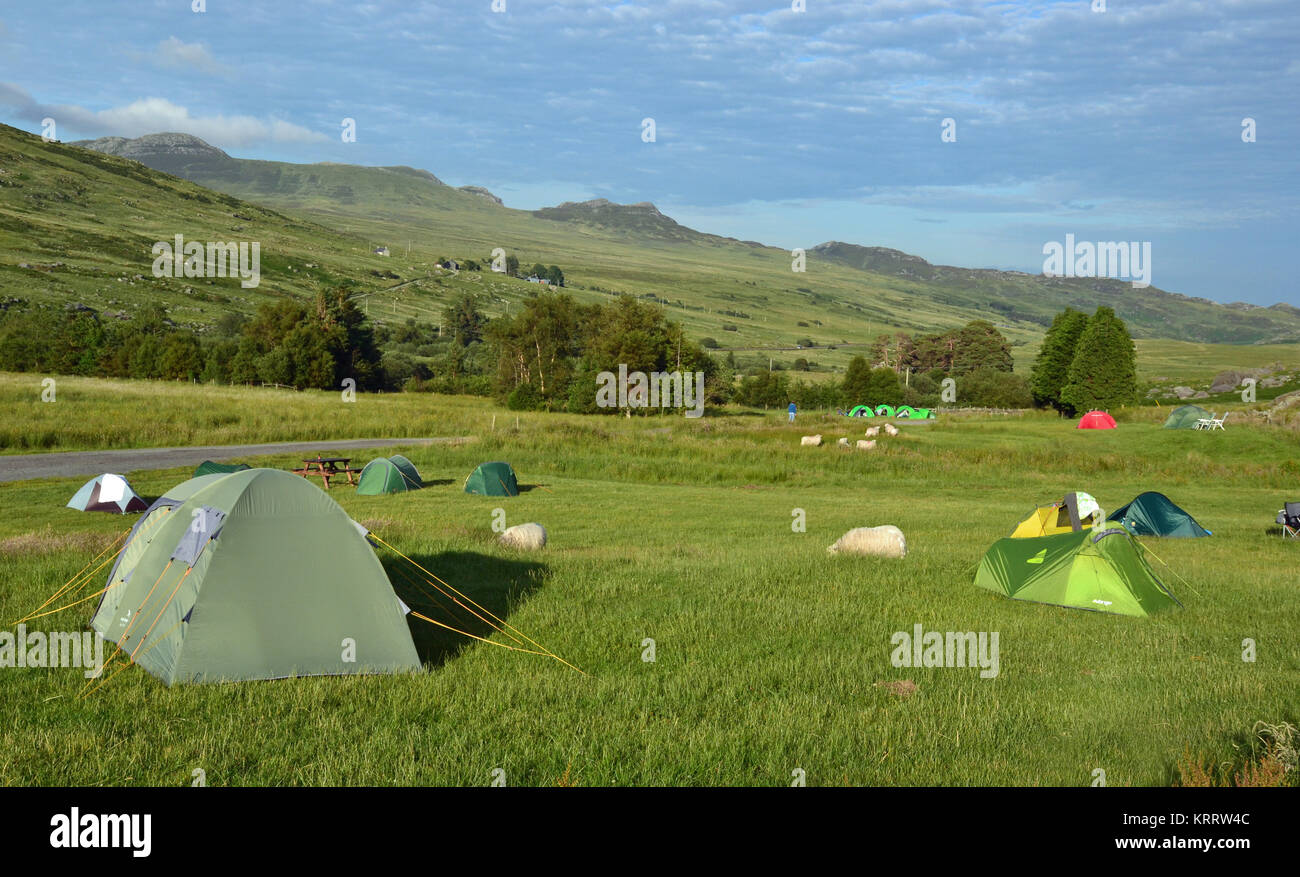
left=1, top=122, right=1297, bottom=383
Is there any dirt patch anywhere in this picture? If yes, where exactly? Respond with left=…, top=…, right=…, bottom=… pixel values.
left=875, top=679, right=918, bottom=698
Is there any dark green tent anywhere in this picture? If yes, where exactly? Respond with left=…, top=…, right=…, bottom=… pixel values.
left=975, top=527, right=1180, bottom=617
left=193, top=460, right=251, bottom=478
left=388, top=455, right=422, bottom=489
left=1162, top=405, right=1210, bottom=429
left=465, top=461, right=519, bottom=497
left=90, top=469, right=420, bottom=684
left=357, top=455, right=422, bottom=495
left=1109, top=492, right=1210, bottom=537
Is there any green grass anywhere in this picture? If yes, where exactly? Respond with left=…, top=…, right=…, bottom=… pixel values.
left=0, top=378, right=1296, bottom=785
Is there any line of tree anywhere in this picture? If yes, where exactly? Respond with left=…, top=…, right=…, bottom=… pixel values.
left=1030, top=306, right=1137, bottom=415
left=0, top=290, right=385, bottom=391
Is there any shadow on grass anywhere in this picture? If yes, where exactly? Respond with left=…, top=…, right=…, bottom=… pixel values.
left=419, top=479, right=455, bottom=487
left=381, top=550, right=551, bottom=668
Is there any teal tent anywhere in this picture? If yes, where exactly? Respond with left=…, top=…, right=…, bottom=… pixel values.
left=357, top=456, right=422, bottom=495
left=465, top=461, right=519, bottom=496
left=67, top=474, right=147, bottom=514
left=193, top=461, right=251, bottom=478
left=90, top=469, right=420, bottom=685
left=1109, top=492, right=1211, bottom=537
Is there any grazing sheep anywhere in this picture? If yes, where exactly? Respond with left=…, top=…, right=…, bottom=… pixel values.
left=883, top=423, right=900, bottom=436
left=827, top=525, right=907, bottom=558
left=864, top=426, right=880, bottom=438
left=800, top=434, right=823, bottom=447
left=498, top=522, right=547, bottom=550
left=837, top=437, right=850, bottom=447
left=856, top=439, right=876, bottom=450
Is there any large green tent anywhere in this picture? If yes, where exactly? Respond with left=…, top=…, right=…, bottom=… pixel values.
left=357, top=456, right=422, bottom=495
left=464, top=461, right=519, bottom=497
left=1162, top=405, right=1211, bottom=429
left=90, top=469, right=420, bottom=685
left=974, top=527, right=1181, bottom=617
left=193, top=460, right=251, bottom=478
left=1109, top=491, right=1210, bottom=537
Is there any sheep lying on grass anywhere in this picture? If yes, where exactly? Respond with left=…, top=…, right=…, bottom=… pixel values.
left=827, top=525, right=907, bottom=558
left=800, top=435, right=823, bottom=446
left=856, top=439, right=876, bottom=450
left=498, top=522, right=547, bottom=550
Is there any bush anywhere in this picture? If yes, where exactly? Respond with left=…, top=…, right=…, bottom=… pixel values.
left=956, top=368, right=1033, bottom=408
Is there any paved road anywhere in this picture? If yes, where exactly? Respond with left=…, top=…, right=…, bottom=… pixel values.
left=0, top=437, right=467, bottom=483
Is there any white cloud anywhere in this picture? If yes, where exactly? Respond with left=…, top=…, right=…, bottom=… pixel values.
left=0, top=82, right=328, bottom=147
left=153, top=36, right=227, bottom=76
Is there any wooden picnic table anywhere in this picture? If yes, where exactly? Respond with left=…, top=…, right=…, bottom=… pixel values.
left=292, top=456, right=361, bottom=489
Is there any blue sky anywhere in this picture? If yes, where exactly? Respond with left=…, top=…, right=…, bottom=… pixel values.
left=3, top=0, right=1296, bottom=306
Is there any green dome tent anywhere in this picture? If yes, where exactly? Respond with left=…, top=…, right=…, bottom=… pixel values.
left=1109, top=491, right=1211, bottom=537
left=357, top=455, right=423, bottom=495
left=465, top=461, right=519, bottom=497
left=90, top=469, right=420, bottom=685
left=66, top=474, right=147, bottom=514
left=1162, top=405, right=1211, bottom=429
left=974, top=527, right=1180, bottom=617
left=193, top=460, right=251, bottom=478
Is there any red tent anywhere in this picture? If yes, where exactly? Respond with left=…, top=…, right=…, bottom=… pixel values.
left=1077, top=410, right=1117, bottom=429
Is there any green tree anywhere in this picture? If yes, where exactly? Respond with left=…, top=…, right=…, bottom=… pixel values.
left=951, top=320, right=1014, bottom=375
left=841, top=355, right=873, bottom=403
left=865, top=367, right=904, bottom=406
left=1030, top=308, right=1089, bottom=413
left=443, top=294, right=486, bottom=347
left=1059, top=306, right=1137, bottom=414
left=158, top=333, right=203, bottom=380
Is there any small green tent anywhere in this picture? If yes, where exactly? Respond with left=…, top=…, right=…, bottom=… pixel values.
left=389, top=455, right=422, bottom=488
left=1109, top=492, right=1210, bottom=537
left=1162, top=405, right=1211, bottom=429
left=90, top=469, right=420, bottom=685
left=974, top=527, right=1180, bottom=617
left=193, top=460, right=251, bottom=478
left=465, top=461, right=519, bottom=497
left=357, top=456, right=422, bottom=495
left=67, top=474, right=147, bottom=514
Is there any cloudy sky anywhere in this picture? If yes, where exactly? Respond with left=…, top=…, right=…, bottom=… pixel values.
left=3, top=0, right=1296, bottom=305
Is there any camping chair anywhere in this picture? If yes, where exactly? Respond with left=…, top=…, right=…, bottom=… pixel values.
left=1280, top=503, right=1300, bottom=539
left=1206, top=411, right=1229, bottom=430
left=1194, top=412, right=1215, bottom=430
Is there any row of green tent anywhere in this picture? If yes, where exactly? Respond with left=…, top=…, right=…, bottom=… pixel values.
left=843, top=404, right=937, bottom=419
left=976, top=491, right=1210, bottom=617
left=200, top=456, right=522, bottom=498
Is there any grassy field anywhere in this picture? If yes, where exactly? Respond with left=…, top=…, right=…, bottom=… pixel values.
left=0, top=377, right=1296, bottom=786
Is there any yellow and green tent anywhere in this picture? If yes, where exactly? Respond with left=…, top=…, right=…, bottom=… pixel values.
left=975, top=527, right=1181, bottom=617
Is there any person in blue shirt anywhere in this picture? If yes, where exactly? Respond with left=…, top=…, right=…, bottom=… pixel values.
left=788, top=401, right=797, bottom=423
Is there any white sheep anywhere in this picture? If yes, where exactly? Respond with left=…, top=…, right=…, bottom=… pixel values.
left=864, top=426, right=880, bottom=438
left=883, top=423, right=899, bottom=436
left=498, top=522, right=547, bottom=551
left=827, top=525, right=907, bottom=559
left=837, top=437, right=850, bottom=447
left=800, top=434, right=823, bottom=447
left=856, top=439, right=876, bottom=450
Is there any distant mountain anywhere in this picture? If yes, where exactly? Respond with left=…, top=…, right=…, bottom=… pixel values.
left=49, top=128, right=1300, bottom=345
left=811, top=241, right=1300, bottom=344
left=71, top=133, right=491, bottom=215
